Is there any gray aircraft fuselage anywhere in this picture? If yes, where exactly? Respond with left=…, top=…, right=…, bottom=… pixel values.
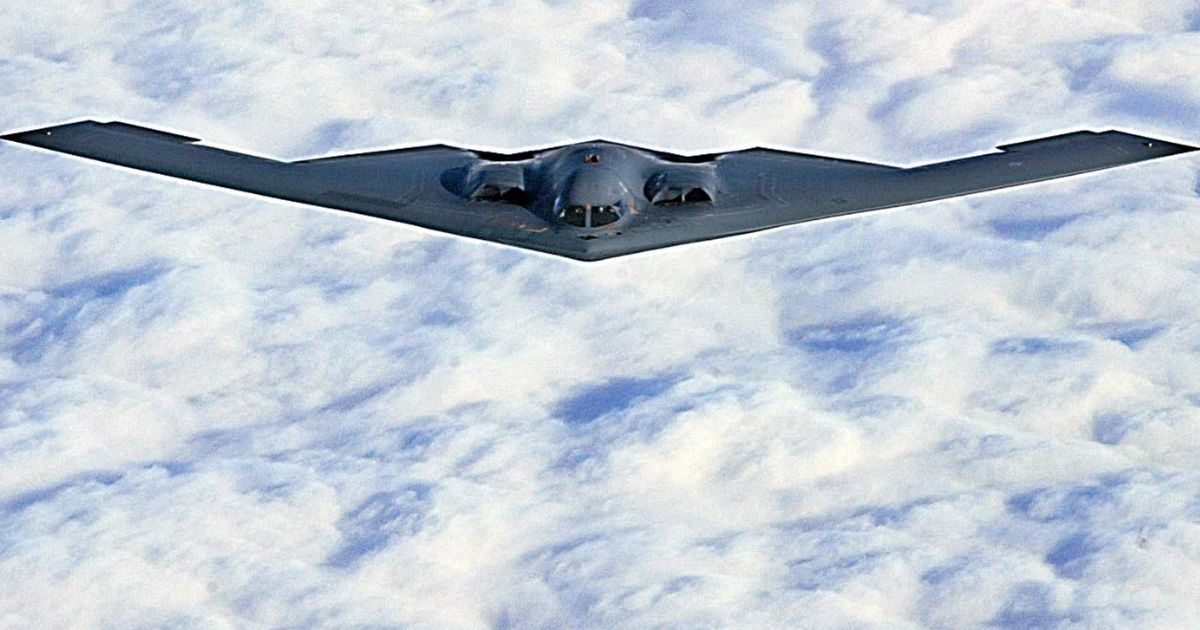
left=450, top=141, right=717, bottom=237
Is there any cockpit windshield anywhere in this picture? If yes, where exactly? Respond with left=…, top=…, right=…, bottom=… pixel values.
left=558, top=202, right=623, bottom=228
left=561, top=205, right=588, bottom=227
left=591, top=205, right=620, bottom=227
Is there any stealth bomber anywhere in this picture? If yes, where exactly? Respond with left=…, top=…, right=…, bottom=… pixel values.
left=3, top=120, right=1195, bottom=261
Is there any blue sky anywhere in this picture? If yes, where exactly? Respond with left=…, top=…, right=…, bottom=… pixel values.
left=1, top=1, right=1199, bottom=628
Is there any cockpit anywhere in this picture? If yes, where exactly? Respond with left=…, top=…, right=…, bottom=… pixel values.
left=557, top=202, right=623, bottom=228
left=551, top=156, right=634, bottom=230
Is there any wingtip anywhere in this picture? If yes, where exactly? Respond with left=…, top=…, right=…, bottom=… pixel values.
left=1, top=128, right=47, bottom=144
left=2, top=120, right=204, bottom=149
left=1101, top=129, right=1199, bottom=154
left=1140, top=137, right=1200, bottom=157
left=1, top=121, right=88, bottom=144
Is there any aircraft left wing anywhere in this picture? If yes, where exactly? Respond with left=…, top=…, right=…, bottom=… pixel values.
left=1, top=120, right=589, bottom=258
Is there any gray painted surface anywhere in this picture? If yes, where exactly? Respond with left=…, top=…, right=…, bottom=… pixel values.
left=4, top=120, right=1195, bottom=261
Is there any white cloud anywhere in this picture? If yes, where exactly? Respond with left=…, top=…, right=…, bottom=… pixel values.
left=1, top=0, right=1199, bottom=627
left=1105, top=34, right=1200, bottom=103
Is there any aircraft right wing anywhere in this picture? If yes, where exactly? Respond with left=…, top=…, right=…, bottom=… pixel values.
left=584, top=130, right=1197, bottom=260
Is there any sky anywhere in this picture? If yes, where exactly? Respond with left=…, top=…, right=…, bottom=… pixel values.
left=1, top=1, right=1199, bottom=628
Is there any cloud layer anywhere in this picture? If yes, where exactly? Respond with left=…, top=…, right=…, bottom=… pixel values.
left=1, top=1, right=1199, bottom=627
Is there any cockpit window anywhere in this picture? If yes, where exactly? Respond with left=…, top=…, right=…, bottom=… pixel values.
left=591, top=205, right=620, bottom=227
left=561, top=205, right=588, bottom=227
left=557, top=203, right=623, bottom=228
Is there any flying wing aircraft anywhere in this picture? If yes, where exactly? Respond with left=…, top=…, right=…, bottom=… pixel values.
left=3, top=120, right=1195, bottom=261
